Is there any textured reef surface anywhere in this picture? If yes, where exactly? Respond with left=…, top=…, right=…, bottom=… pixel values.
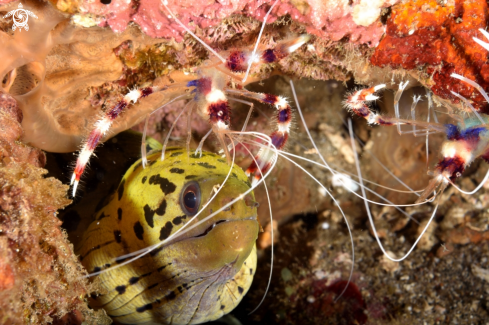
left=49, top=0, right=397, bottom=44
left=1, top=0, right=489, bottom=324
left=371, top=0, right=489, bottom=112
left=0, top=93, right=110, bottom=324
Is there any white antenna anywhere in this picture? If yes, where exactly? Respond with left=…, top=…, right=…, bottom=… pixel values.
left=242, top=0, right=279, bottom=83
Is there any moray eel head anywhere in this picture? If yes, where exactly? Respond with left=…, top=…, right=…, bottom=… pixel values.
left=79, top=148, right=259, bottom=325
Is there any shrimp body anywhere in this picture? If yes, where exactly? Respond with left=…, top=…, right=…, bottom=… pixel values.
left=414, top=117, right=489, bottom=202
left=78, top=148, right=258, bottom=325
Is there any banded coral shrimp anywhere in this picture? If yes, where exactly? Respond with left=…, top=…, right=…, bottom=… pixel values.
left=65, top=10, right=489, bottom=325
left=69, top=0, right=311, bottom=196
left=345, top=83, right=489, bottom=205
left=299, top=32, right=489, bottom=323
left=2, top=1, right=484, bottom=322
left=225, top=78, right=489, bottom=324
left=345, top=29, right=489, bottom=208
left=70, top=71, right=486, bottom=325
left=60, top=2, right=414, bottom=323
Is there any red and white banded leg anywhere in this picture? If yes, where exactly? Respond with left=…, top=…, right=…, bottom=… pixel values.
left=344, top=84, right=387, bottom=124
left=224, top=89, right=292, bottom=184
left=71, top=86, right=164, bottom=196
left=345, top=84, right=446, bottom=135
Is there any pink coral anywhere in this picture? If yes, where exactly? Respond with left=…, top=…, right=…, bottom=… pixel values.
left=67, top=0, right=399, bottom=46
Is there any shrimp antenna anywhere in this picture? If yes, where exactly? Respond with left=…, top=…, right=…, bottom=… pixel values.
left=348, top=118, right=439, bottom=262
left=451, top=73, right=489, bottom=105
left=242, top=0, right=279, bottom=83
left=448, top=168, right=489, bottom=195
left=141, top=114, right=150, bottom=168
left=161, top=101, right=193, bottom=161
left=141, top=93, right=192, bottom=167
left=336, top=112, right=421, bottom=198
left=237, top=138, right=274, bottom=315
left=279, top=150, right=435, bottom=208
left=425, top=89, right=432, bottom=166
left=289, top=80, right=354, bottom=301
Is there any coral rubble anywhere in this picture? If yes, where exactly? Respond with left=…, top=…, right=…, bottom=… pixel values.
left=239, top=204, right=489, bottom=325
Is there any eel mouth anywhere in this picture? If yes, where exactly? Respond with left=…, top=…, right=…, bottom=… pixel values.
left=193, top=215, right=258, bottom=238
left=161, top=215, right=258, bottom=248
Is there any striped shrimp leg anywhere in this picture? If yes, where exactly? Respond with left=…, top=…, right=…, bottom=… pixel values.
left=71, top=86, right=164, bottom=196
left=226, top=89, right=292, bottom=184
left=344, top=84, right=391, bottom=125
left=345, top=84, right=446, bottom=134
left=345, top=83, right=418, bottom=126
left=225, top=35, right=310, bottom=74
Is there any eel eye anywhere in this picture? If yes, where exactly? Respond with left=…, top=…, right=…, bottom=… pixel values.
left=180, top=181, right=201, bottom=216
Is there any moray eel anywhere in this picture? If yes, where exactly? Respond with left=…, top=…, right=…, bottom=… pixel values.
left=78, top=147, right=259, bottom=325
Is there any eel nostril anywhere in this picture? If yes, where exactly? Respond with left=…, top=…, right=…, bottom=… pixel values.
left=244, top=194, right=259, bottom=208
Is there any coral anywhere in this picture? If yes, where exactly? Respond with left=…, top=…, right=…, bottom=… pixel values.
left=0, top=93, right=45, bottom=167
left=55, top=0, right=398, bottom=46
left=0, top=93, right=109, bottom=324
left=371, top=0, right=489, bottom=113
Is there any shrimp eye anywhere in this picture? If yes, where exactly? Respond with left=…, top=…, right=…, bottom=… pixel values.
left=180, top=182, right=201, bottom=216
